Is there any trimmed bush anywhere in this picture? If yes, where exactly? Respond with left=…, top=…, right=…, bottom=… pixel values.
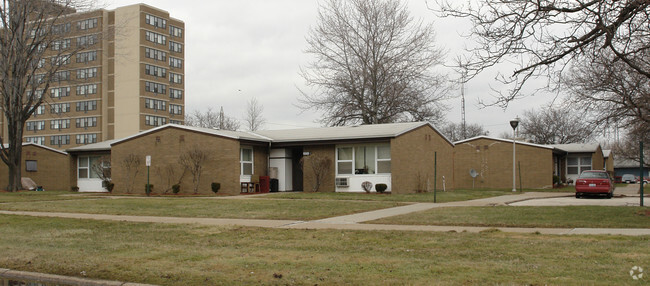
left=172, top=184, right=181, bottom=194
left=211, top=182, right=221, bottom=194
left=105, top=182, right=115, bottom=193
left=375, top=183, right=388, bottom=193
left=71, top=186, right=79, bottom=192
left=361, top=181, right=373, bottom=193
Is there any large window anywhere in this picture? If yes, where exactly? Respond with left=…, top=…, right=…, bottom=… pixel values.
left=78, top=156, right=103, bottom=179
left=336, top=144, right=391, bottom=175
left=567, top=156, right=592, bottom=175
left=240, top=148, right=253, bottom=176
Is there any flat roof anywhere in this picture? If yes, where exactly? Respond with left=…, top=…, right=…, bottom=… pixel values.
left=550, top=143, right=601, bottom=153
left=454, top=136, right=555, bottom=150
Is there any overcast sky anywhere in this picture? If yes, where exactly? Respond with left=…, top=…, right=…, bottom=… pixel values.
left=102, top=0, right=559, bottom=137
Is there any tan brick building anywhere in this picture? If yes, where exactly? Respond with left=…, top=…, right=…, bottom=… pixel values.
left=454, top=137, right=556, bottom=189
left=3, top=3, right=185, bottom=150
left=0, top=143, right=70, bottom=191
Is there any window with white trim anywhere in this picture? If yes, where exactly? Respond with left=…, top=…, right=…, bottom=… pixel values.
left=78, top=156, right=103, bottom=179
left=240, top=148, right=253, bottom=175
left=336, top=144, right=391, bottom=175
left=567, top=156, right=592, bottom=175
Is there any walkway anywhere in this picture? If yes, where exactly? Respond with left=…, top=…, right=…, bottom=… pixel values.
left=2, top=191, right=648, bottom=236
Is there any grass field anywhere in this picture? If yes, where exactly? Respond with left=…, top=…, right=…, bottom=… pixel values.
left=0, top=215, right=647, bottom=285
left=259, top=188, right=552, bottom=203
left=0, top=197, right=403, bottom=220
left=369, top=206, right=650, bottom=228
left=0, top=191, right=91, bottom=203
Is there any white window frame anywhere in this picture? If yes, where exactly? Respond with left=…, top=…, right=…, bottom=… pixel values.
left=240, top=147, right=254, bottom=177
left=335, top=144, right=391, bottom=175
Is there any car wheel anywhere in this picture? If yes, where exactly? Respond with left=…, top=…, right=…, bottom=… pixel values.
left=607, top=192, right=613, bottom=199
left=575, top=193, right=580, bottom=198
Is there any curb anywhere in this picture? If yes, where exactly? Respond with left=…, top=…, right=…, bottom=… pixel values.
left=0, top=268, right=156, bottom=286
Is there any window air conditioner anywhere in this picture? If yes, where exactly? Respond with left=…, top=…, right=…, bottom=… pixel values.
left=335, top=177, right=349, bottom=187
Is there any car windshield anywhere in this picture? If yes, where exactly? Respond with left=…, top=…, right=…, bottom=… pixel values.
left=580, top=172, right=609, bottom=179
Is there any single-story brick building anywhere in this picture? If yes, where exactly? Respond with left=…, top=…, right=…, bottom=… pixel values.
left=0, top=143, right=70, bottom=191
left=550, top=143, right=605, bottom=184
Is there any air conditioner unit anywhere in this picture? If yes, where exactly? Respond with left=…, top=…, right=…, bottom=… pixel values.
left=335, top=177, right=349, bottom=187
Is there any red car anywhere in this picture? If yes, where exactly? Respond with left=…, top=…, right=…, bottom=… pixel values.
left=575, top=170, right=615, bottom=198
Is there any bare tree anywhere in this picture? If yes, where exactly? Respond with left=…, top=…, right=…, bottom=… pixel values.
left=440, top=122, right=488, bottom=142
left=519, top=106, right=595, bottom=144
left=433, top=0, right=650, bottom=106
left=155, top=165, right=185, bottom=194
left=121, top=153, right=141, bottom=194
left=566, top=51, right=650, bottom=131
left=244, top=97, right=265, bottom=131
left=300, top=154, right=331, bottom=192
left=178, top=146, right=208, bottom=194
left=611, top=124, right=650, bottom=168
left=184, top=107, right=240, bottom=131
left=299, top=0, right=450, bottom=126
left=0, top=0, right=97, bottom=191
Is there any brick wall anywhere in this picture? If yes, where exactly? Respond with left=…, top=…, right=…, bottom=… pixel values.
left=391, top=125, right=454, bottom=194
left=454, top=138, right=553, bottom=189
left=301, top=145, right=335, bottom=192
left=0, top=145, right=70, bottom=191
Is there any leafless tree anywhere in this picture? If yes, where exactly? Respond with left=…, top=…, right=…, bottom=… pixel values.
left=0, top=0, right=97, bottom=191
left=184, top=107, right=240, bottom=131
left=299, top=0, right=450, bottom=126
left=121, top=153, right=141, bottom=194
left=155, top=164, right=185, bottom=194
left=519, top=106, right=595, bottom=144
left=90, top=156, right=111, bottom=191
left=244, top=97, right=265, bottom=131
left=440, top=122, right=488, bottom=142
left=178, top=146, right=208, bottom=194
left=433, top=0, right=650, bottom=106
left=565, top=51, right=650, bottom=132
left=611, top=124, right=650, bottom=168
left=300, top=154, right=331, bottom=192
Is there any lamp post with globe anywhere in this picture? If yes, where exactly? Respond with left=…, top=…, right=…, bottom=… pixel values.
left=510, top=117, right=520, bottom=192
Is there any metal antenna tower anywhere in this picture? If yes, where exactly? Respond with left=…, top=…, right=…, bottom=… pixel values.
left=460, top=69, right=467, bottom=139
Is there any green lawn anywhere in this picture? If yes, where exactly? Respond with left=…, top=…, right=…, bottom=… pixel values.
left=0, top=197, right=403, bottom=220
left=0, top=191, right=91, bottom=203
left=369, top=206, right=650, bottom=228
left=260, top=189, right=549, bottom=203
left=0, top=215, right=647, bottom=285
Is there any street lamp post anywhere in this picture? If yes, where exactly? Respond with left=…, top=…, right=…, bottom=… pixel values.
left=510, top=117, right=520, bottom=192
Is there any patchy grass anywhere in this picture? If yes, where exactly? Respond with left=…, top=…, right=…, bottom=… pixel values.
left=0, top=191, right=91, bottom=203
left=0, top=197, right=403, bottom=220
left=0, top=215, right=647, bottom=285
left=261, top=189, right=534, bottom=203
left=369, top=206, right=650, bottom=229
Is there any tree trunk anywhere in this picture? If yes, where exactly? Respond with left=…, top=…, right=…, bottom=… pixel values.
left=5, top=123, right=24, bottom=191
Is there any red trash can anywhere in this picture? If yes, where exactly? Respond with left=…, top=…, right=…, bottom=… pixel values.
left=259, top=176, right=270, bottom=193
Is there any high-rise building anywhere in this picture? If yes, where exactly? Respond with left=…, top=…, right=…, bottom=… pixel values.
left=8, top=3, right=185, bottom=149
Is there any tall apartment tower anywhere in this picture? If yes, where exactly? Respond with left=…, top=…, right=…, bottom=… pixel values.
left=9, top=4, right=185, bottom=149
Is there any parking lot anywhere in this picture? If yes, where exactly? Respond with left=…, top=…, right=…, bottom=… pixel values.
left=510, top=184, right=646, bottom=206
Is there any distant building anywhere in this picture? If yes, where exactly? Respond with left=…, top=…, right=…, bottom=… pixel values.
left=3, top=4, right=185, bottom=150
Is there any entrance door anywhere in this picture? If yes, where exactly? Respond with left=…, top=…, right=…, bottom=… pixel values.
left=291, top=148, right=303, bottom=192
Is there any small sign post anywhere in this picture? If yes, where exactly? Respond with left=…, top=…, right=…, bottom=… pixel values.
left=146, top=155, right=151, bottom=196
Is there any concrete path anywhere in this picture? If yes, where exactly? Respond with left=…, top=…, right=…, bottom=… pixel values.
left=2, top=191, right=648, bottom=236
left=0, top=268, right=154, bottom=286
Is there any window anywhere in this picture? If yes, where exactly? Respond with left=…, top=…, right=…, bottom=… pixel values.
left=51, top=55, right=70, bottom=66
left=169, top=57, right=182, bottom=68
left=76, top=100, right=97, bottom=112
left=145, top=81, right=167, bottom=94
left=50, top=103, right=70, bottom=114
left=76, top=134, right=97, bottom=144
left=26, top=160, right=37, bottom=172
left=78, top=156, right=103, bottom=179
left=50, top=119, right=70, bottom=130
left=53, top=70, right=70, bottom=81
left=50, top=135, right=70, bottom=146
left=50, top=87, right=71, bottom=98
left=76, top=84, right=97, bottom=96
left=31, top=105, right=45, bottom=116
left=169, top=104, right=182, bottom=115
left=77, top=67, right=97, bottom=79
left=170, top=119, right=183, bottom=125
left=145, top=115, right=166, bottom=126
left=145, top=64, right=167, bottom=78
left=76, top=117, right=97, bottom=128
left=145, top=31, right=167, bottom=45
left=77, top=18, right=98, bottom=30
left=145, top=14, right=167, bottom=29
left=52, top=39, right=71, bottom=50
left=336, top=144, right=391, bottom=175
left=25, top=136, right=46, bottom=145
left=145, top=47, right=167, bottom=61
left=26, top=121, right=45, bottom=131
left=76, top=51, right=97, bottom=63
left=169, top=41, right=182, bottom=53
left=567, top=156, right=592, bottom=175
left=240, top=148, right=253, bottom=175
left=169, top=72, right=182, bottom=84
left=170, top=25, right=182, bottom=38
left=169, top=88, right=182, bottom=99
left=26, top=89, right=44, bottom=101
left=76, top=34, right=97, bottom=47
left=52, top=23, right=71, bottom=34
left=145, top=98, right=166, bottom=111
